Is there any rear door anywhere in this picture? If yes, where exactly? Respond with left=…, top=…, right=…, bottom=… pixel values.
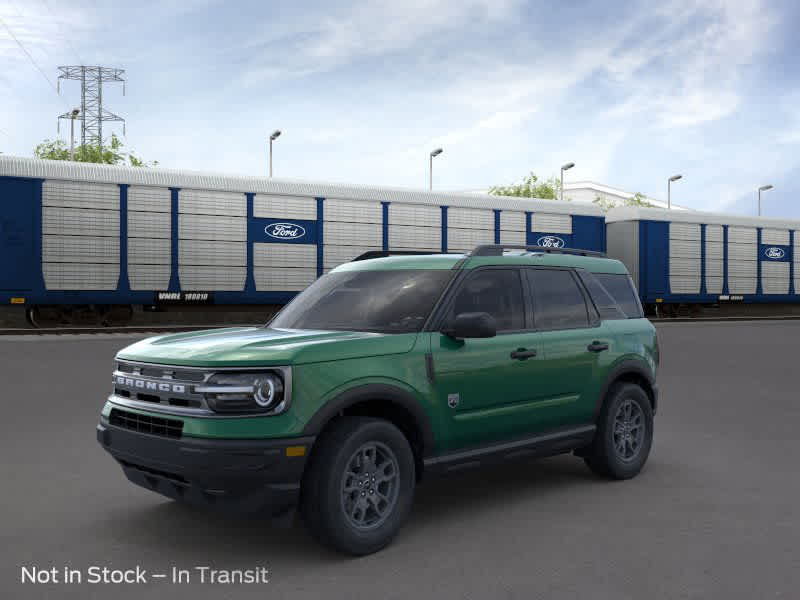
left=524, top=267, right=613, bottom=428
left=0, top=178, right=37, bottom=291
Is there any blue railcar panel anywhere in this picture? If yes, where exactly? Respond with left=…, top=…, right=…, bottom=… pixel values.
left=722, top=225, right=729, bottom=295
left=381, top=202, right=390, bottom=251
left=316, top=198, right=324, bottom=277
left=168, top=188, right=180, bottom=292
left=756, top=228, right=763, bottom=296
left=118, top=184, right=130, bottom=293
left=759, top=244, right=792, bottom=262
left=526, top=215, right=604, bottom=253
left=790, top=231, right=795, bottom=295
left=440, top=206, right=448, bottom=252
left=244, top=193, right=256, bottom=293
left=249, top=217, right=318, bottom=244
left=572, top=215, right=606, bottom=252
left=528, top=231, right=573, bottom=248
left=638, top=220, right=669, bottom=300
left=0, top=177, right=39, bottom=291
left=700, top=224, right=707, bottom=295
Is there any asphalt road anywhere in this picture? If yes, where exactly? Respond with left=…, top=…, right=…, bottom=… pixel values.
left=1, top=322, right=799, bottom=599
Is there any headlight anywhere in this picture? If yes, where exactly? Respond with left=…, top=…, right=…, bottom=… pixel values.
left=196, top=371, right=287, bottom=415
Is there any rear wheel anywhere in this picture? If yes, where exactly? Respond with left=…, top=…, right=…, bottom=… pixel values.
left=300, top=417, right=415, bottom=555
left=584, top=383, right=653, bottom=479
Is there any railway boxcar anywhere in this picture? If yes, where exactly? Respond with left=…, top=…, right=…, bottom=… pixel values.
left=0, top=156, right=605, bottom=325
left=606, top=206, right=800, bottom=315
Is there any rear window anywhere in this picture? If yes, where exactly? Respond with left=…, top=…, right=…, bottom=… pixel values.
left=593, top=273, right=644, bottom=319
left=576, top=270, right=626, bottom=320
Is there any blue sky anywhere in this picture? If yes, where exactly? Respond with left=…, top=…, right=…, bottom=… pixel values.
left=1, top=0, right=799, bottom=218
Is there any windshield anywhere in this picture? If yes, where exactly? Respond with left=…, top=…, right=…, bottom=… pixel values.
left=270, top=269, right=453, bottom=333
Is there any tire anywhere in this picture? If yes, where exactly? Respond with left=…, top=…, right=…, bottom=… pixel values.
left=584, top=383, right=653, bottom=480
left=300, top=417, right=416, bottom=555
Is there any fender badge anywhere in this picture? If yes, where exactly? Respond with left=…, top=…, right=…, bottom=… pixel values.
left=447, top=393, right=460, bottom=409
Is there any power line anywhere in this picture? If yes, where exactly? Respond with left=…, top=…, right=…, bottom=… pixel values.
left=0, top=15, right=66, bottom=105
left=37, top=0, right=85, bottom=66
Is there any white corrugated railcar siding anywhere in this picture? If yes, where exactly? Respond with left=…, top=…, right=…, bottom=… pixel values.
left=447, top=207, right=493, bottom=253
left=128, top=186, right=171, bottom=290
left=388, top=204, right=440, bottom=251
left=41, top=181, right=120, bottom=290
left=254, top=243, right=317, bottom=291
left=726, top=226, right=757, bottom=294
left=705, top=225, right=723, bottom=294
left=178, top=189, right=246, bottom=290
left=669, top=223, right=701, bottom=294
left=531, top=213, right=572, bottom=234
left=323, top=199, right=382, bottom=270
left=254, top=195, right=317, bottom=220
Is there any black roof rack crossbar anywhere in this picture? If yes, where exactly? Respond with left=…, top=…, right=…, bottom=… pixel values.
left=351, top=250, right=457, bottom=262
left=470, top=244, right=607, bottom=258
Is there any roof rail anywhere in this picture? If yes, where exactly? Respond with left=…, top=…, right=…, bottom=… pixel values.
left=351, top=250, right=456, bottom=262
left=470, top=244, right=607, bottom=258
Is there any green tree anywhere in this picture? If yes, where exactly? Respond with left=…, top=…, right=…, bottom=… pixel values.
left=593, top=191, right=656, bottom=212
left=33, top=133, right=157, bottom=167
left=489, top=171, right=564, bottom=200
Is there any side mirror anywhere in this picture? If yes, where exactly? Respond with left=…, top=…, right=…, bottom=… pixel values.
left=443, top=312, right=497, bottom=339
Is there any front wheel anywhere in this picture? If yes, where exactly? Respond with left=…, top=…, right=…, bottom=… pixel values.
left=300, top=417, right=415, bottom=555
left=584, top=383, right=653, bottom=479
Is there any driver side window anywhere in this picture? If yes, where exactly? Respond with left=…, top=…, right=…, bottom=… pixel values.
left=448, top=269, right=525, bottom=332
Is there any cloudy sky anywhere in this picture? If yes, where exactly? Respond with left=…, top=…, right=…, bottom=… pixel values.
left=1, top=0, right=799, bottom=217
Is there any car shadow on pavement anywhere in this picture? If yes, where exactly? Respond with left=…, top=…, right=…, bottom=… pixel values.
left=103, top=454, right=612, bottom=563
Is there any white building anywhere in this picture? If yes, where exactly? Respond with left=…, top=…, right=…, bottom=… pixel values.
left=463, top=181, right=691, bottom=210
left=563, top=181, right=690, bottom=211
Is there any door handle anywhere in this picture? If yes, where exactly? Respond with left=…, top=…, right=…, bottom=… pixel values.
left=510, top=348, right=537, bottom=360
left=587, top=341, right=609, bottom=352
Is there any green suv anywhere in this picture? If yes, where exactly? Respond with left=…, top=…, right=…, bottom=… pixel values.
left=97, top=245, right=659, bottom=555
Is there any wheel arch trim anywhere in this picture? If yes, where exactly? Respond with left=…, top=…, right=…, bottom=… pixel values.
left=301, top=383, right=436, bottom=457
left=596, top=359, right=657, bottom=417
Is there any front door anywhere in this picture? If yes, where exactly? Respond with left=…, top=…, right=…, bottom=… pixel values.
left=430, top=268, right=548, bottom=450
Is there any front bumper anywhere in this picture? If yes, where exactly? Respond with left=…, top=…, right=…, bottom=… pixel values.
left=97, top=419, right=314, bottom=516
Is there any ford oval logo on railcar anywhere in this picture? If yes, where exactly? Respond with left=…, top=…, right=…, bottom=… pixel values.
left=764, top=247, right=786, bottom=260
left=264, top=222, right=306, bottom=240
left=536, top=235, right=566, bottom=248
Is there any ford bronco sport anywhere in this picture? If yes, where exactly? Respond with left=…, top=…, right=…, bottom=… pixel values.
left=97, top=245, right=659, bottom=555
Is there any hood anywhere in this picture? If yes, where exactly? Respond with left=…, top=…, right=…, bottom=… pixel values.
left=116, top=326, right=418, bottom=367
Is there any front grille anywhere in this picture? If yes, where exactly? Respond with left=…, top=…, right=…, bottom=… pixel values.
left=117, top=361, right=205, bottom=381
left=109, top=408, right=183, bottom=439
left=112, top=360, right=212, bottom=414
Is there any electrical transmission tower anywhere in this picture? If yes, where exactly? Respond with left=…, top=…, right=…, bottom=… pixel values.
left=57, top=66, right=126, bottom=148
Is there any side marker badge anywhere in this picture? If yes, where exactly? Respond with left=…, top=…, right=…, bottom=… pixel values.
left=447, top=393, right=460, bottom=409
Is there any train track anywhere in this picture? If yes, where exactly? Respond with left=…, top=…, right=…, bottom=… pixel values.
left=0, top=324, right=257, bottom=336
left=650, top=314, right=800, bottom=323
left=3, top=315, right=800, bottom=336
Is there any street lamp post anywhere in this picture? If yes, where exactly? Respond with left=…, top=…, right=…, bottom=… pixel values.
left=68, top=108, right=80, bottom=160
left=667, top=174, right=683, bottom=209
left=429, top=148, right=443, bottom=191
left=269, top=130, right=281, bottom=177
left=758, top=184, right=773, bottom=216
left=560, top=162, right=575, bottom=202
